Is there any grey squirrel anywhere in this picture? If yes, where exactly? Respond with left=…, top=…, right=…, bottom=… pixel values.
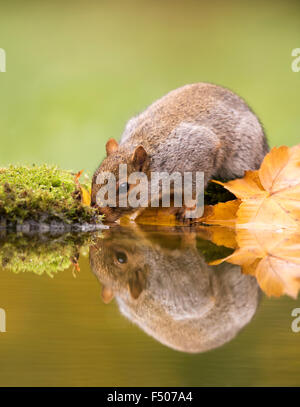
left=92, top=83, right=269, bottom=221
left=89, top=226, right=261, bottom=353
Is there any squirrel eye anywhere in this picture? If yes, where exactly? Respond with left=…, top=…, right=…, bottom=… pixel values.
left=115, top=251, right=127, bottom=264
left=118, top=182, right=129, bottom=194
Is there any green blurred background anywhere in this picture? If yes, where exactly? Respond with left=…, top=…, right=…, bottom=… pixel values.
left=1, top=0, right=300, bottom=387
left=0, top=0, right=299, bottom=173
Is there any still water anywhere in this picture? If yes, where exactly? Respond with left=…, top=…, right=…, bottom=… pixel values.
left=0, top=225, right=299, bottom=386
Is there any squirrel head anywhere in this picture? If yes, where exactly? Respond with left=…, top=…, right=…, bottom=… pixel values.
left=91, top=138, right=150, bottom=222
left=89, top=228, right=149, bottom=302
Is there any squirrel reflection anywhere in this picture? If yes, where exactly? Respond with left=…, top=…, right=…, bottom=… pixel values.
left=89, top=226, right=260, bottom=353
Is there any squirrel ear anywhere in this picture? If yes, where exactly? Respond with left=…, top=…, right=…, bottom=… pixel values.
left=132, top=145, right=149, bottom=171
left=101, top=285, right=114, bottom=304
left=106, top=138, right=119, bottom=156
left=128, top=269, right=147, bottom=299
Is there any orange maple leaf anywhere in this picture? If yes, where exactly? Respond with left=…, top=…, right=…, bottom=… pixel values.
left=213, top=145, right=300, bottom=230
left=203, top=145, right=300, bottom=298
left=210, top=228, right=300, bottom=298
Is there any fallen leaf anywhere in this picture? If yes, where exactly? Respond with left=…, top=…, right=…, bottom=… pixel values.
left=214, top=145, right=300, bottom=230
left=214, top=170, right=265, bottom=199
left=133, top=205, right=214, bottom=226
left=75, top=170, right=84, bottom=183
left=134, top=207, right=183, bottom=226
left=195, top=225, right=238, bottom=250
left=80, top=186, right=91, bottom=206
left=210, top=228, right=300, bottom=298
left=73, top=170, right=92, bottom=206
left=200, top=199, right=240, bottom=227
left=205, top=145, right=300, bottom=298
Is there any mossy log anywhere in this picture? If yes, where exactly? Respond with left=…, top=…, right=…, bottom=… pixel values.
left=0, top=165, right=105, bottom=232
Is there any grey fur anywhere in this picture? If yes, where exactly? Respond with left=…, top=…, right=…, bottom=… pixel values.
left=92, top=83, right=269, bottom=219
left=90, top=228, right=261, bottom=353
left=119, top=83, right=268, bottom=182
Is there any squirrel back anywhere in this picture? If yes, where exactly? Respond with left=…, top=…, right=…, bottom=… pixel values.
left=120, top=82, right=268, bottom=179
left=92, top=83, right=269, bottom=220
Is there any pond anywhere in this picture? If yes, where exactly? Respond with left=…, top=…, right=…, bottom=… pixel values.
left=0, top=225, right=299, bottom=386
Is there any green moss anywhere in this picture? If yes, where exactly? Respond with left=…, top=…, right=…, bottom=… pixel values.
left=0, top=165, right=99, bottom=224
left=0, top=232, right=98, bottom=277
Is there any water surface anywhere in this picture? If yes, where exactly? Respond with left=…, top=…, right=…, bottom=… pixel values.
left=0, top=225, right=299, bottom=386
